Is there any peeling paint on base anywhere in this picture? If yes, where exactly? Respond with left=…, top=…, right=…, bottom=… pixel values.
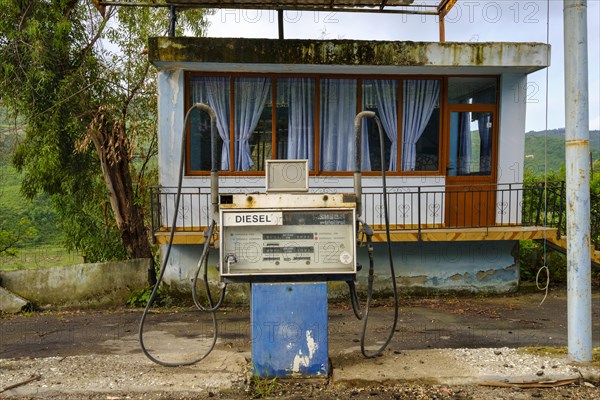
left=292, top=330, right=318, bottom=373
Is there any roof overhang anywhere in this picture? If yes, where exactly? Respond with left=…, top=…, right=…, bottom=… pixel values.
left=148, top=37, right=550, bottom=75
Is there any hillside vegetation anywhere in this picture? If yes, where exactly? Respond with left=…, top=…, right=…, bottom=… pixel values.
left=523, top=129, right=600, bottom=174
left=1, top=111, right=82, bottom=268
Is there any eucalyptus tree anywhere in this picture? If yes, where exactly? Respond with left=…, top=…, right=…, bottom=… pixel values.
left=0, top=1, right=208, bottom=283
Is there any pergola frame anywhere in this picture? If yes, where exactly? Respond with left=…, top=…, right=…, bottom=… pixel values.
left=95, top=0, right=459, bottom=41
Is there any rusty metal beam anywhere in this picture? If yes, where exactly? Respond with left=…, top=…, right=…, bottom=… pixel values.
left=437, top=0, right=458, bottom=17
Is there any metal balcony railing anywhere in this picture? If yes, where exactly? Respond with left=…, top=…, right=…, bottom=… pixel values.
left=150, top=182, right=569, bottom=243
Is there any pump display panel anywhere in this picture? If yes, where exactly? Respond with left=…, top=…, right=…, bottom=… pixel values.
left=220, top=208, right=356, bottom=279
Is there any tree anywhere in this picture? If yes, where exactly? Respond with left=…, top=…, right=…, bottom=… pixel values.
left=0, top=1, right=209, bottom=283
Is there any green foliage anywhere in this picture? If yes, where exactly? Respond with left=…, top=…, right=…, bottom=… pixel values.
left=591, top=159, right=600, bottom=196
left=519, top=240, right=567, bottom=284
left=520, top=166, right=569, bottom=284
left=250, top=368, right=279, bottom=398
left=127, top=287, right=154, bottom=307
left=0, top=3, right=210, bottom=266
left=52, top=181, right=128, bottom=262
left=127, top=286, right=171, bottom=308
left=20, top=302, right=37, bottom=317
left=1, top=115, right=80, bottom=263
left=1, top=2, right=115, bottom=261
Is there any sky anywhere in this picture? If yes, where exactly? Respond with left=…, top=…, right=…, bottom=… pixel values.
left=204, top=0, right=600, bottom=133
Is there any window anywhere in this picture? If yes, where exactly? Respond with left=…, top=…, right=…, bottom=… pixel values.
left=448, top=111, right=493, bottom=176
left=186, top=74, right=496, bottom=175
left=448, top=77, right=497, bottom=104
left=446, top=77, right=497, bottom=177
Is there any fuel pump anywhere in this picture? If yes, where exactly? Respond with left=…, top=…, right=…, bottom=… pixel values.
left=139, top=104, right=400, bottom=373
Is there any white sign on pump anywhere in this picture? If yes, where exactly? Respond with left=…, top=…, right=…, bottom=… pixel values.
left=223, top=211, right=283, bottom=226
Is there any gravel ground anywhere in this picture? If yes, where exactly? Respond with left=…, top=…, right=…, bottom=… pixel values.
left=1, top=347, right=598, bottom=399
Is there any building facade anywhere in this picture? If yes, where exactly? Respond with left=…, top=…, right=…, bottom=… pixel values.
left=148, top=37, right=551, bottom=294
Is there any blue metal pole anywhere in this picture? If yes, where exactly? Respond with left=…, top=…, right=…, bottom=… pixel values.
left=563, top=0, right=592, bottom=362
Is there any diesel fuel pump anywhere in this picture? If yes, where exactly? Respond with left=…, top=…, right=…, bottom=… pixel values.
left=139, top=104, right=399, bottom=375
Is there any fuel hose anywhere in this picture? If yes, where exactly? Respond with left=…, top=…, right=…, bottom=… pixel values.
left=139, top=103, right=224, bottom=366
left=350, top=112, right=399, bottom=359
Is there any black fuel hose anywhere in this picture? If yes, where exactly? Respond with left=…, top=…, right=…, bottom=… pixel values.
left=192, top=220, right=227, bottom=313
left=347, top=280, right=363, bottom=320
left=350, top=112, right=399, bottom=359
left=138, top=103, right=221, bottom=367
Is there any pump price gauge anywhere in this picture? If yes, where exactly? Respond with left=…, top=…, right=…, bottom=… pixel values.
left=220, top=208, right=356, bottom=280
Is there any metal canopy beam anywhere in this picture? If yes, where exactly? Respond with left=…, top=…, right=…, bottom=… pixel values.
left=96, top=0, right=453, bottom=16
left=164, top=0, right=418, bottom=9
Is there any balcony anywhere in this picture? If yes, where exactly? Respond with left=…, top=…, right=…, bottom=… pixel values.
left=151, top=182, right=571, bottom=245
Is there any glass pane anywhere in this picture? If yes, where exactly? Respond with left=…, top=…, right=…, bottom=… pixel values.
left=447, top=77, right=497, bottom=104
left=319, top=78, right=357, bottom=171
left=401, top=80, right=440, bottom=172
left=189, top=76, right=229, bottom=171
left=362, top=80, right=396, bottom=171
left=448, top=111, right=493, bottom=176
left=414, top=110, right=439, bottom=171
left=234, top=77, right=272, bottom=171
left=276, top=78, right=315, bottom=169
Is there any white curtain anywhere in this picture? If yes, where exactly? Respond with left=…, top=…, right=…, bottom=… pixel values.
left=401, top=80, right=440, bottom=171
left=281, top=78, right=315, bottom=169
left=320, top=79, right=357, bottom=171
left=234, top=77, right=271, bottom=171
left=190, top=76, right=230, bottom=170
left=478, top=113, right=492, bottom=174
left=364, top=80, right=398, bottom=171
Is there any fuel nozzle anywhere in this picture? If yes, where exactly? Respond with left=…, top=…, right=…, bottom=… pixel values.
left=357, top=217, right=374, bottom=249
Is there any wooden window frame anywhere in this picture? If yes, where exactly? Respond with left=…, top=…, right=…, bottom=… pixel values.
left=184, top=72, right=499, bottom=178
left=442, top=75, right=501, bottom=183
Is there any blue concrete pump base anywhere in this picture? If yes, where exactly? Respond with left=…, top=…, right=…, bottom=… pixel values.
left=251, top=282, right=329, bottom=378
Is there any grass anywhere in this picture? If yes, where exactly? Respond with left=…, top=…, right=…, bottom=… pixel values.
left=250, top=373, right=278, bottom=398
left=519, top=346, right=600, bottom=367
left=0, top=244, right=83, bottom=271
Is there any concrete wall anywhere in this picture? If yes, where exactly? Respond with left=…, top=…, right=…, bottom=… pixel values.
left=365, top=241, right=519, bottom=293
left=161, top=240, right=519, bottom=302
left=0, top=259, right=151, bottom=309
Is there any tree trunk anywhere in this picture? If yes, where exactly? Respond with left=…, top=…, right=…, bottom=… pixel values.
left=88, top=108, right=156, bottom=285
